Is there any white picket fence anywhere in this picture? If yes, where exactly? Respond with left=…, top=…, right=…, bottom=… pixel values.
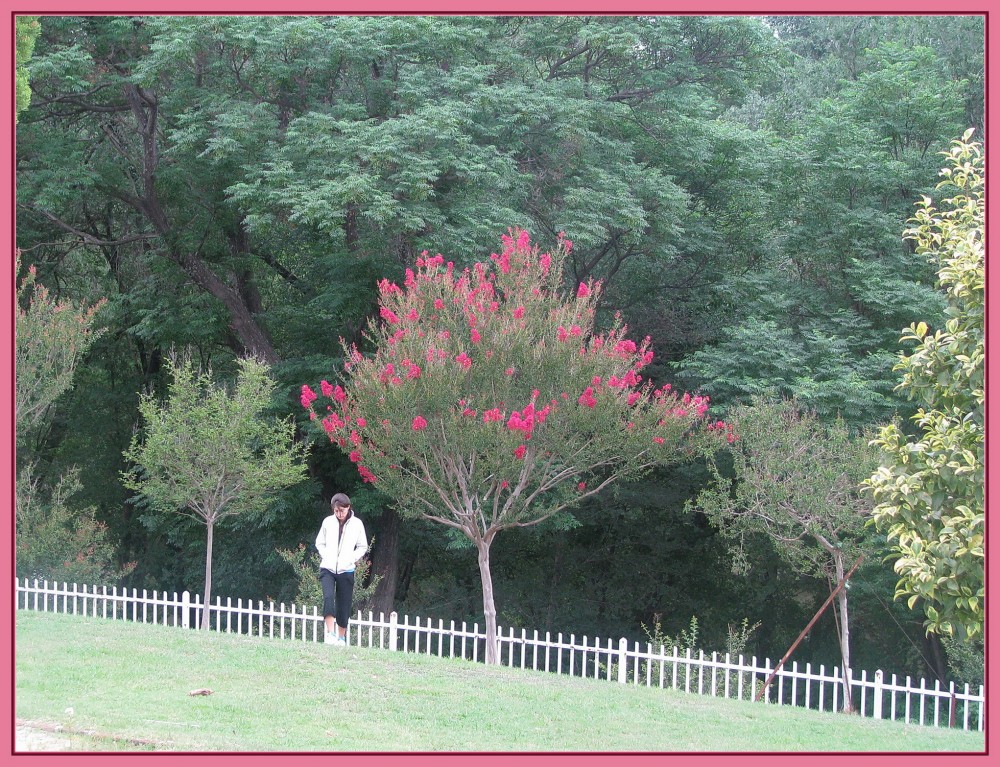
left=15, top=578, right=985, bottom=732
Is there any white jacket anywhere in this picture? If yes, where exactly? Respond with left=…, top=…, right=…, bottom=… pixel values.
left=315, top=513, right=368, bottom=574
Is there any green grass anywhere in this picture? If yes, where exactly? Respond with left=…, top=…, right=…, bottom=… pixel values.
left=15, top=610, right=985, bottom=752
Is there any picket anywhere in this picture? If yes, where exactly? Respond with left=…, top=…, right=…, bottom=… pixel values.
left=15, top=577, right=984, bottom=732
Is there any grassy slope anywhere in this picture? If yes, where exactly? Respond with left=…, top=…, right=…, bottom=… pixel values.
left=14, top=611, right=985, bottom=753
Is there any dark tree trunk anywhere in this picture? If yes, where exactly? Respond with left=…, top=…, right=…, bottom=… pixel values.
left=924, top=632, right=949, bottom=683
left=367, top=507, right=401, bottom=619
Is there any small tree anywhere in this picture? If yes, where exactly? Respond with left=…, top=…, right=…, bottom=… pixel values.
left=15, top=251, right=121, bottom=583
left=690, top=397, right=876, bottom=711
left=16, top=467, right=136, bottom=584
left=123, top=353, right=309, bottom=629
left=865, top=132, right=984, bottom=641
left=303, top=230, right=728, bottom=664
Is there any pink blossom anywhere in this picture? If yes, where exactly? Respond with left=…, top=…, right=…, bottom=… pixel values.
left=505, top=367, right=515, bottom=376
left=463, top=408, right=477, bottom=417
left=539, top=253, right=551, bottom=274
left=615, top=339, right=637, bottom=356
left=517, top=230, right=530, bottom=249
left=333, top=385, right=347, bottom=403
left=349, top=430, right=361, bottom=445
left=577, top=481, right=586, bottom=492
left=483, top=408, right=504, bottom=423
left=513, top=444, right=527, bottom=459
left=434, top=298, right=445, bottom=310
left=557, top=326, right=569, bottom=342
left=300, top=385, right=318, bottom=408
left=378, top=279, right=401, bottom=295
left=349, top=450, right=362, bottom=463
left=628, top=392, right=641, bottom=406
left=455, top=352, right=472, bottom=369
left=500, top=480, right=509, bottom=489
left=380, top=307, right=400, bottom=324
left=407, top=363, right=422, bottom=379
left=412, top=416, right=428, bottom=431
left=406, top=309, right=419, bottom=322
left=404, top=269, right=416, bottom=288
left=356, top=417, right=367, bottom=428
left=513, top=306, right=525, bottom=319
left=577, top=283, right=590, bottom=298
left=358, top=465, right=377, bottom=484
left=470, top=329, right=481, bottom=344
left=570, top=325, right=582, bottom=336
left=320, top=380, right=334, bottom=398
left=653, top=437, right=665, bottom=445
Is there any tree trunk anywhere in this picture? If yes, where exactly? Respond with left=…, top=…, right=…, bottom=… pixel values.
left=476, top=534, right=500, bottom=665
left=201, top=519, right=214, bottom=630
left=120, top=83, right=279, bottom=365
left=834, top=552, right=854, bottom=712
left=368, top=507, right=401, bottom=619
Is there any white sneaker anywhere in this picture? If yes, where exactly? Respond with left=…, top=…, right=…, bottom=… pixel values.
left=324, top=632, right=336, bottom=645
left=335, top=635, right=348, bottom=648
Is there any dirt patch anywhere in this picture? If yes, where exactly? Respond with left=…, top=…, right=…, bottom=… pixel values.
left=15, top=720, right=80, bottom=752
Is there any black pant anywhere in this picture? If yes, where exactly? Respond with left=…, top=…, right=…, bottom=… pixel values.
left=319, top=568, right=355, bottom=629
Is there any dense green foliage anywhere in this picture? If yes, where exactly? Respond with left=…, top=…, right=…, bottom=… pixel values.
left=14, top=15, right=984, bottom=684
left=15, top=16, right=40, bottom=122
left=866, top=135, right=984, bottom=642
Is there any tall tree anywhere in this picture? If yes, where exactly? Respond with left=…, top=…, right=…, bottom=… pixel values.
left=302, top=230, right=729, bottom=664
left=122, top=353, right=309, bottom=628
left=691, top=397, right=877, bottom=711
left=865, top=133, right=984, bottom=641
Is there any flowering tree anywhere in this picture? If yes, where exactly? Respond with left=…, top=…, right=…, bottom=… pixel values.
left=302, top=230, right=729, bottom=664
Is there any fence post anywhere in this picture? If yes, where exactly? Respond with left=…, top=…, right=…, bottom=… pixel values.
left=182, top=591, right=191, bottom=629
left=618, top=638, right=628, bottom=684
left=389, top=611, right=398, bottom=652
left=874, top=670, right=884, bottom=719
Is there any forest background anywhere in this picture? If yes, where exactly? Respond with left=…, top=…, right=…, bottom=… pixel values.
left=13, top=15, right=985, bottom=687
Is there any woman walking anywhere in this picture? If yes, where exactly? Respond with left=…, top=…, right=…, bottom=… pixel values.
left=315, top=493, right=368, bottom=646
